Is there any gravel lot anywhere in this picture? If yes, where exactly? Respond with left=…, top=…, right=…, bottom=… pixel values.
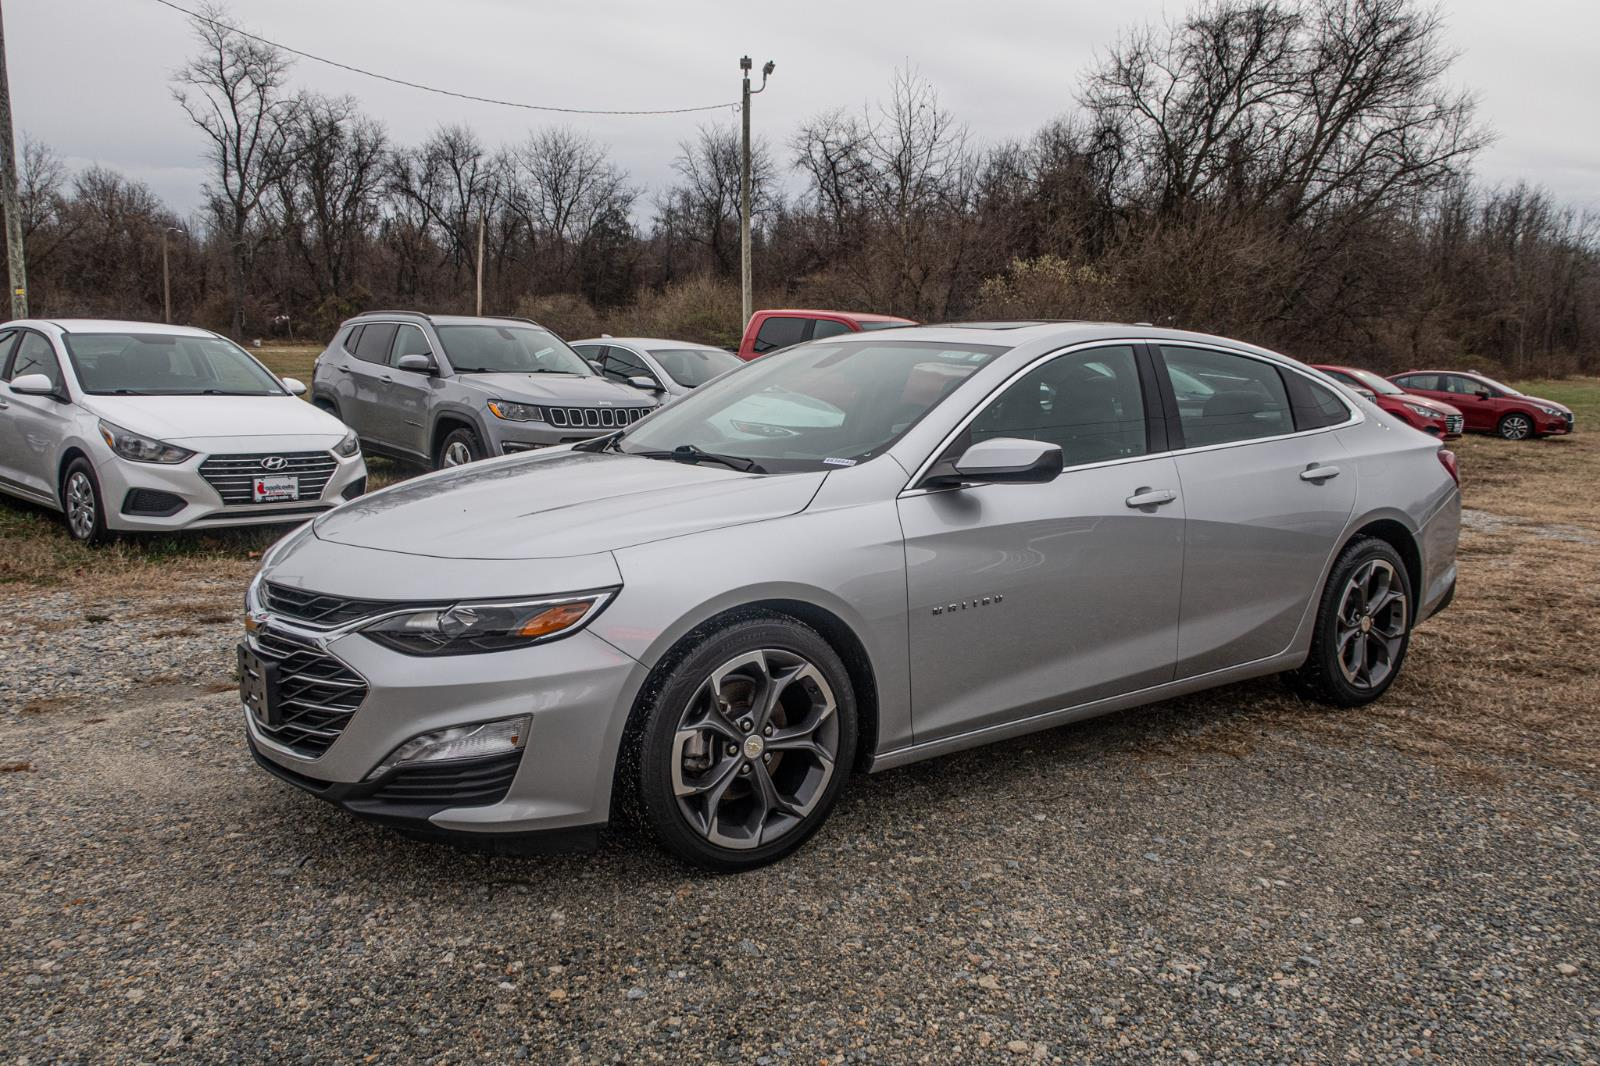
left=3, top=421, right=1599, bottom=1063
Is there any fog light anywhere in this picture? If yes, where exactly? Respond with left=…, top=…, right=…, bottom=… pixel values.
left=365, top=716, right=529, bottom=780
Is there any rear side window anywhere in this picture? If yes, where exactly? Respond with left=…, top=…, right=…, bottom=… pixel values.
left=0, top=330, right=17, bottom=377
left=353, top=322, right=397, bottom=363
left=811, top=319, right=852, bottom=340
left=753, top=316, right=808, bottom=354
left=1284, top=373, right=1351, bottom=430
left=341, top=324, right=364, bottom=355
left=1160, top=346, right=1292, bottom=447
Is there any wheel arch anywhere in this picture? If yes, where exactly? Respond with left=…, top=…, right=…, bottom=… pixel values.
left=1340, top=516, right=1423, bottom=612
left=429, top=410, right=483, bottom=461
left=56, top=445, right=93, bottom=504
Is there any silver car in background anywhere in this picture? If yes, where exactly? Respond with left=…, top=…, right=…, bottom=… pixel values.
left=245, top=323, right=1460, bottom=870
left=311, top=313, right=659, bottom=469
left=571, top=337, right=743, bottom=400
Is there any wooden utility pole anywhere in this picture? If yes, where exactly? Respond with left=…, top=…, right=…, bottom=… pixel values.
left=0, top=0, right=29, bottom=319
left=162, top=229, right=173, bottom=324
left=738, top=56, right=773, bottom=332
left=475, top=210, right=485, bottom=315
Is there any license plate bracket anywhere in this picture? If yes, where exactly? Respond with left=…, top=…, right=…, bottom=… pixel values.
left=238, top=644, right=283, bottom=728
left=252, top=475, right=299, bottom=503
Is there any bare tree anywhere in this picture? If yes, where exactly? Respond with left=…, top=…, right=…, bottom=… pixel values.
left=386, top=124, right=501, bottom=287
left=280, top=94, right=387, bottom=313
left=172, top=2, right=297, bottom=338
left=654, top=124, right=774, bottom=277
left=502, top=127, right=634, bottom=292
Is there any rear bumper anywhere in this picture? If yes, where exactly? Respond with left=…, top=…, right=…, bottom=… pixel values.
left=1417, top=489, right=1461, bottom=624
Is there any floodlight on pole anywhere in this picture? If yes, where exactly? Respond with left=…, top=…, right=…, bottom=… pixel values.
left=739, top=55, right=774, bottom=331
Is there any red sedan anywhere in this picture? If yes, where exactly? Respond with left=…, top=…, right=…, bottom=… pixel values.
left=1311, top=364, right=1463, bottom=439
left=1389, top=370, right=1575, bottom=440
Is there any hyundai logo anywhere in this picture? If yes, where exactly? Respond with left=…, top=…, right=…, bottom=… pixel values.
left=260, top=456, right=289, bottom=471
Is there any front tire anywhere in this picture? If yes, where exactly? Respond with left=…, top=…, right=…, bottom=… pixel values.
left=1289, top=537, right=1412, bottom=707
left=633, top=612, right=858, bottom=871
left=61, top=458, right=111, bottom=546
left=1497, top=412, right=1533, bottom=440
left=435, top=426, right=483, bottom=470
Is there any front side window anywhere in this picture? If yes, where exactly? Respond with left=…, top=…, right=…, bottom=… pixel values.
left=964, top=345, right=1148, bottom=467
left=1160, top=345, right=1292, bottom=447
left=390, top=324, right=433, bottom=366
left=1342, top=368, right=1404, bottom=396
left=7, top=333, right=62, bottom=390
left=434, top=324, right=592, bottom=376
left=598, top=347, right=650, bottom=381
left=1442, top=375, right=1484, bottom=396
left=63, top=333, right=283, bottom=396
left=752, top=316, right=808, bottom=354
left=615, top=339, right=1006, bottom=473
left=647, top=347, right=742, bottom=389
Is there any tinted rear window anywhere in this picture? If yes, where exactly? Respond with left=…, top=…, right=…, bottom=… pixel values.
left=353, top=323, right=397, bottom=363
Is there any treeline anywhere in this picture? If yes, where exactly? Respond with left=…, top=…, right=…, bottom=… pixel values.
left=12, top=0, right=1599, bottom=373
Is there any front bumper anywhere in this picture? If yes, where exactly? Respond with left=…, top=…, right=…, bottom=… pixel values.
left=96, top=448, right=367, bottom=533
left=1538, top=413, right=1574, bottom=436
left=242, top=617, right=650, bottom=838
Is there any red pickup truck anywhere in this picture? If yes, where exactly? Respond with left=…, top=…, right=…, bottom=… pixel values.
left=737, top=309, right=916, bottom=361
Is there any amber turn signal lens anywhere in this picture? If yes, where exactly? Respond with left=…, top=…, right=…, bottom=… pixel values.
left=515, top=602, right=592, bottom=639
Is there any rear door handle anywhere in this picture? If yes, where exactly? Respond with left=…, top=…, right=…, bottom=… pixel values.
left=335, top=364, right=351, bottom=374
left=1125, top=488, right=1177, bottom=508
left=1300, top=464, right=1341, bottom=482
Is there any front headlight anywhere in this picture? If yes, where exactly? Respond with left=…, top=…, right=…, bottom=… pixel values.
left=362, top=590, right=615, bottom=655
left=1537, top=405, right=1562, bottom=417
left=334, top=429, right=360, bottom=457
left=1403, top=403, right=1439, bottom=419
left=97, top=420, right=195, bottom=464
left=487, top=399, right=544, bottom=422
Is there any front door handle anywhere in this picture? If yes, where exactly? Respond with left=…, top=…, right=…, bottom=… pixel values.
left=1125, top=488, right=1177, bottom=509
left=1300, top=464, right=1341, bottom=483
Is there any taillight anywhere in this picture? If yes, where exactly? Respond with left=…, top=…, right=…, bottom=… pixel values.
left=1437, top=448, right=1459, bottom=485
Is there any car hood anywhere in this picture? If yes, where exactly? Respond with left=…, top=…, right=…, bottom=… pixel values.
left=1394, top=394, right=1461, bottom=417
left=455, top=372, right=657, bottom=406
left=86, top=394, right=347, bottom=443
left=1521, top=395, right=1571, bottom=415
left=313, top=450, right=827, bottom=559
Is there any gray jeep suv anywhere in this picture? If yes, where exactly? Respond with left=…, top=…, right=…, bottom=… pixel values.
left=312, top=312, right=660, bottom=468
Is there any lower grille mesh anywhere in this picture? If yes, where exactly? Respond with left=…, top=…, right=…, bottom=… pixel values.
left=252, top=628, right=366, bottom=757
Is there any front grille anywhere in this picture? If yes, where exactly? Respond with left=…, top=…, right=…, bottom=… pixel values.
left=544, top=406, right=651, bottom=430
left=200, top=451, right=338, bottom=505
left=1445, top=414, right=1464, bottom=434
left=252, top=627, right=367, bottom=757
left=368, top=751, right=523, bottom=807
left=262, top=582, right=440, bottom=629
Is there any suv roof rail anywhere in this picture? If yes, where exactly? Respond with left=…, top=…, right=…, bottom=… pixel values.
left=477, top=315, right=545, bottom=327
left=352, top=310, right=434, bottom=321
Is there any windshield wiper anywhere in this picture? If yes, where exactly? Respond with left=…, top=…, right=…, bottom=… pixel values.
left=627, top=443, right=766, bottom=474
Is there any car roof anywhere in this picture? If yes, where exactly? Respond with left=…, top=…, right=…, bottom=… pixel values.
left=573, top=337, right=729, bottom=351
left=7, top=319, right=221, bottom=338
left=806, top=320, right=1295, bottom=358
left=758, top=309, right=916, bottom=323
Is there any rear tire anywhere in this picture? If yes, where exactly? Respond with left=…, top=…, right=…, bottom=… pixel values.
left=1497, top=412, right=1533, bottom=440
left=1288, top=537, right=1412, bottom=707
left=435, top=426, right=483, bottom=470
left=632, top=611, right=857, bottom=872
left=61, top=458, right=111, bottom=546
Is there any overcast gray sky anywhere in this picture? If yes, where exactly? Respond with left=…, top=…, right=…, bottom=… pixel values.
left=8, top=0, right=1599, bottom=220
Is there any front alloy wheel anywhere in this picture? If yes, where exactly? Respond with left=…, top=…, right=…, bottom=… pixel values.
left=61, top=458, right=110, bottom=545
left=1498, top=413, right=1532, bottom=440
left=634, top=612, right=857, bottom=871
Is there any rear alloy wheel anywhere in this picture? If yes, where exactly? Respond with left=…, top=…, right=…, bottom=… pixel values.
left=436, top=427, right=482, bottom=469
left=1289, top=537, right=1412, bottom=707
left=62, top=458, right=111, bottom=546
left=1497, top=412, right=1533, bottom=440
left=635, top=613, right=857, bottom=871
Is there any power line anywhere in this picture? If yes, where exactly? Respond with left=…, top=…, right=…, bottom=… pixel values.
left=147, top=0, right=740, bottom=117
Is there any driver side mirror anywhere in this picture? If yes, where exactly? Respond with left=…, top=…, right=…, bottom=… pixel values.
left=925, top=437, right=1064, bottom=488
left=396, top=354, right=437, bottom=374
left=1475, top=389, right=1492, bottom=400
left=280, top=376, right=308, bottom=396
left=628, top=374, right=664, bottom=393
left=1354, top=387, right=1377, bottom=401
left=587, top=360, right=605, bottom=375
left=9, top=373, right=61, bottom=399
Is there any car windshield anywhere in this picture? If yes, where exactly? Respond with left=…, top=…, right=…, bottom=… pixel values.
left=612, top=339, right=1006, bottom=473
left=647, top=347, right=743, bottom=389
left=434, top=324, right=592, bottom=375
left=62, top=333, right=286, bottom=396
left=1345, top=368, right=1404, bottom=396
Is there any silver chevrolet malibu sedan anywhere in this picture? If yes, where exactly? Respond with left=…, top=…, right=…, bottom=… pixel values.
left=242, top=323, right=1460, bottom=870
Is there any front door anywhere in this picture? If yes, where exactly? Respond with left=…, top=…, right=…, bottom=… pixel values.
left=897, top=344, right=1185, bottom=743
left=0, top=332, right=72, bottom=498
left=377, top=324, right=436, bottom=459
left=1155, top=344, right=1359, bottom=677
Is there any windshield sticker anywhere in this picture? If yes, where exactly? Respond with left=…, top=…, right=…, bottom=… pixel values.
left=823, top=457, right=858, bottom=467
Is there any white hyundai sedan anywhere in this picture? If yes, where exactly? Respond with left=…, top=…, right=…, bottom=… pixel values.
left=0, top=320, right=366, bottom=543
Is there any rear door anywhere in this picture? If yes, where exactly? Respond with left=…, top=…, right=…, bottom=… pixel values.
left=1157, top=344, right=1358, bottom=677
left=345, top=322, right=398, bottom=445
